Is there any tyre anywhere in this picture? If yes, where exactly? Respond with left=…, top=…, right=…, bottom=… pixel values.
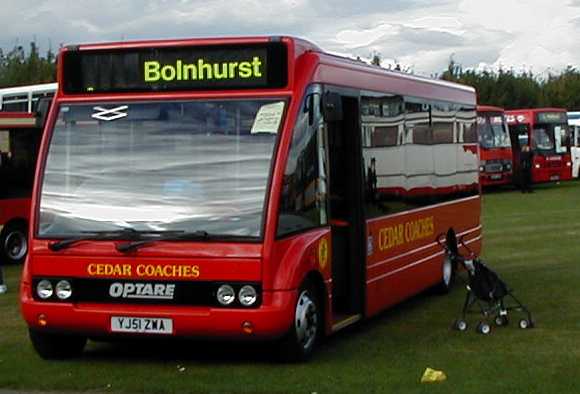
left=277, top=282, right=322, bottom=362
left=0, top=221, right=28, bottom=265
left=476, top=321, right=491, bottom=335
left=453, top=319, right=468, bottom=332
left=494, top=315, right=509, bottom=327
left=29, top=329, right=87, bottom=359
left=435, top=255, right=456, bottom=294
left=518, top=318, right=533, bottom=329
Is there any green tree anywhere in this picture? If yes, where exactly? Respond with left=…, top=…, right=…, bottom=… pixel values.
left=0, top=41, right=56, bottom=88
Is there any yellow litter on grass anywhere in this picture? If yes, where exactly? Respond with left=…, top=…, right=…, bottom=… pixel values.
left=421, top=367, right=447, bottom=383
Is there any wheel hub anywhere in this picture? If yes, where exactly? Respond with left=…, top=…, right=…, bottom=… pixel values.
left=4, top=231, right=27, bottom=261
left=443, top=256, right=452, bottom=286
left=295, top=291, right=318, bottom=351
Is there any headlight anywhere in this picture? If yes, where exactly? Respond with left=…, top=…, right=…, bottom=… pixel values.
left=55, top=280, right=72, bottom=300
left=567, top=161, right=572, bottom=167
left=36, top=280, right=53, bottom=299
left=217, top=284, right=235, bottom=306
left=505, top=163, right=512, bottom=170
left=479, top=166, right=485, bottom=172
left=535, top=164, right=541, bottom=169
left=238, top=285, right=257, bottom=306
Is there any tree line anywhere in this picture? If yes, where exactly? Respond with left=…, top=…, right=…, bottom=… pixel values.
left=441, top=59, right=580, bottom=111
left=2, top=42, right=580, bottom=111
left=0, top=42, right=56, bottom=88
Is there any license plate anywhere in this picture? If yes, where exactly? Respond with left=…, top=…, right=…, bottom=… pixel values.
left=111, top=316, right=173, bottom=335
left=491, top=174, right=502, bottom=180
left=550, top=175, right=560, bottom=181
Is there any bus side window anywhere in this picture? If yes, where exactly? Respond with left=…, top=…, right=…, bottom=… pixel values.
left=361, top=94, right=405, bottom=218
left=277, top=86, right=327, bottom=237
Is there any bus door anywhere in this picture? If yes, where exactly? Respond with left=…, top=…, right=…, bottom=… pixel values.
left=323, top=91, right=365, bottom=328
left=572, top=126, right=580, bottom=178
left=508, top=123, right=530, bottom=184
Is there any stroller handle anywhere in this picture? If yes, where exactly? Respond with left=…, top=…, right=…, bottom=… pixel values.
left=435, top=232, right=476, bottom=260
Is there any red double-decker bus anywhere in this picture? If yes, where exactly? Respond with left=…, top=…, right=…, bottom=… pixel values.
left=21, top=36, right=481, bottom=361
left=0, top=112, right=45, bottom=265
left=476, top=106, right=513, bottom=187
left=506, top=108, right=572, bottom=184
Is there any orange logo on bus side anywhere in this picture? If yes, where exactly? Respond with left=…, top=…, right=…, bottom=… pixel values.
left=378, top=216, right=434, bottom=252
left=87, top=263, right=200, bottom=279
left=318, top=238, right=329, bottom=270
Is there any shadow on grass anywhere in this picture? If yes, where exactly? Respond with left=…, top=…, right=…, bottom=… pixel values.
left=75, top=288, right=442, bottom=366
left=83, top=337, right=279, bottom=365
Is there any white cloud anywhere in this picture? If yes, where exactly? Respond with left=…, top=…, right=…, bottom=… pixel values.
left=0, top=0, right=579, bottom=76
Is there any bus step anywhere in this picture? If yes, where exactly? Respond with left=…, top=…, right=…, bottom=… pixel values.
left=332, top=314, right=362, bottom=332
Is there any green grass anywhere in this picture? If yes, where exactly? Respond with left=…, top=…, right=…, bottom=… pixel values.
left=2, top=182, right=580, bottom=393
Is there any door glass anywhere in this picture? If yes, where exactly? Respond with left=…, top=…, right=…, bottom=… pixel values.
left=277, top=86, right=327, bottom=236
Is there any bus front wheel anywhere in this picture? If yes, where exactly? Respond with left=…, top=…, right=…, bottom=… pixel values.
left=0, top=222, right=28, bottom=265
left=277, top=282, right=321, bottom=362
left=29, top=329, right=87, bottom=360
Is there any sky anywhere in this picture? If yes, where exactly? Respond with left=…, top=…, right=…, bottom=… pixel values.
left=2, top=0, right=580, bottom=77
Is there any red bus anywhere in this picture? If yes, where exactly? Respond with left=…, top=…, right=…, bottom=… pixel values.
left=476, top=106, right=513, bottom=187
left=21, top=36, right=481, bottom=361
left=0, top=112, right=45, bottom=264
left=506, top=108, right=573, bottom=184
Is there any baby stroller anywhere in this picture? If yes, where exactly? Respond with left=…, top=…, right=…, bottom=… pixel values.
left=437, top=231, right=534, bottom=335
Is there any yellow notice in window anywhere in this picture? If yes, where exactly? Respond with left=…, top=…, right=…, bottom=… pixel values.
left=251, top=102, right=284, bottom=134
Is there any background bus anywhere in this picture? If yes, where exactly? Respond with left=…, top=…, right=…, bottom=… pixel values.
left=568, top=111, right=580, bottom=178
left=22, top=36, right=481, bottom=361
left=0, top=83, right=57, bottom=113
left=476, top=106, right=512, bottom=187
left=506, top=108, right=572, bottom=184
left=0, top=112, right=44, bottom=264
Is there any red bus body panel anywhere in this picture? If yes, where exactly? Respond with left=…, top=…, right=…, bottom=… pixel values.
left=365, top=196, right=481, bottom=316
left=0, top=199, right=30, bottom=227
left=21, top=36, right=480, bottom=343
left=506, top=108, right=572, bottom=183
left=0, top=113, right=37, bottom=230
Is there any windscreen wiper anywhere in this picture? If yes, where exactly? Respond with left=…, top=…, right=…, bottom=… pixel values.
left=48, top=228, right=183, bottom=252
left=115, top=231, right=256, bottom=253
left=115, top=230, right=211, bottom=253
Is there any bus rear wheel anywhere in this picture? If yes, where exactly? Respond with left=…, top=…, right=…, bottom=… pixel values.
left=277, top=282, right=321, bottom=362
left=29, top=329, right=87, bottom=359
left=435, top=255, right=456, bottom=294
left=0, top=222, right=28, bottom=265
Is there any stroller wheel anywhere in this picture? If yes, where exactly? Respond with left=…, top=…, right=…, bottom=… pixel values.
left=518, top=318, right=532, bottom=329
left=494, top=315, right=508, bottom=326
left=476, top=321, right=491, bottom=335
left=453, top=319, right=468, bottom=332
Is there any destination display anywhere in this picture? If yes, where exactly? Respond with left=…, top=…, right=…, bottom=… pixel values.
left=62, top=43, right=287, bottom=93
left=536, top=112, right=567, bottom=123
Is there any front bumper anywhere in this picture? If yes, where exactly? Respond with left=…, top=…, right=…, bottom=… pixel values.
left=21, top=282, right=297, bottom=340
left=480, top=172, right=512, bottom=186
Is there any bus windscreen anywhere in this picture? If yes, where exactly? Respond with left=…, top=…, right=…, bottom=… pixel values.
left=62, top=43, right=287, bottom=94
left=39, top=99, right=286, bottom=238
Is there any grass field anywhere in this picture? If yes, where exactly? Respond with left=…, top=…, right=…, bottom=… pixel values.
left=1, top=182, right=580, bottom=393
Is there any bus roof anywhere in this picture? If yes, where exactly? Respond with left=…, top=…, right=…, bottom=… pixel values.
left=506, top=108, right=567, bottom=115
left=312, top=50, right=475, bottom=104
left=57, top=36, right=475, bottom=105
left=0, top=83, right=57, bottom=96
left=477, top=105, right=504, bottom=113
